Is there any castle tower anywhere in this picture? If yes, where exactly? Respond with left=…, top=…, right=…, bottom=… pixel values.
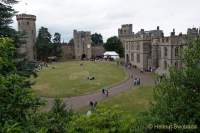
left=118, top=24, right=134, bottom=48
left=16, top=14, right=36, bottom=61
left=73, top=30, right=92, bottom=59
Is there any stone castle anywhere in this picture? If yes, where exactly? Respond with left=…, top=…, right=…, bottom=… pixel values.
left=118, top=24, right=199, bottom=74
left=16, top=13, right=200, bottom=74
left=16, top=14, right=105, bottom=61
left=16, top=14, right=37, bottom=61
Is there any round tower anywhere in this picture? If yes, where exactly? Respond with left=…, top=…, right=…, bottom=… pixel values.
left=16, top=14, right=36, bottom=61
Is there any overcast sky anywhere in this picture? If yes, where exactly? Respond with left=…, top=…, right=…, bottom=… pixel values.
left=13, top=0, right=200, bottom=42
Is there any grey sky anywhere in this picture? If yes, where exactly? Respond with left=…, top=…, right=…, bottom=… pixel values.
left=13, top=0, right=200, bottom=42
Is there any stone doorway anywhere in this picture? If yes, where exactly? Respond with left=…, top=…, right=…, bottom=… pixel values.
left=81, top=54, right=86, bottom=60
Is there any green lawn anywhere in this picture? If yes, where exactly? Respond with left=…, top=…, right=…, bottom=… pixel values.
left=32, top=61, right=127, bottom=98
left=101, top=86, right=154, bottom=117
left=79, top=86, right=154, bottom=117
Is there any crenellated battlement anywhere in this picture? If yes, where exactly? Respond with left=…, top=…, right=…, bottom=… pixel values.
left=16, top=14, right=36, bottom=21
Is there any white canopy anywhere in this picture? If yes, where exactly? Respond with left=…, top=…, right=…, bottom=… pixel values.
left=103, top=51, right=120, bottom=59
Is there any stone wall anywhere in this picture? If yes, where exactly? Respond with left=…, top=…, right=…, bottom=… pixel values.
left=121, top=24, right=199, bottom=74
left=61, top=44, right=74, bottom=59
left=91, top=45, right=105, bottom=57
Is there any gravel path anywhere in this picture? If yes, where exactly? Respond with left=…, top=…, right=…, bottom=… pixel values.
left=41, top=68, right=154, bottom=111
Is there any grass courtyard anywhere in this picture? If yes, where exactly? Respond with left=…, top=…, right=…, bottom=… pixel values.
left=32, top=61, right=127, bottom=98
left=79, top=86, right=154, bottom=117
left=101, top=86, right=154, bottom=117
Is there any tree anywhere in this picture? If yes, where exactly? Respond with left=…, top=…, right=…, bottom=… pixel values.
left=104, top=36, right=124, bottom=57
left=0, top=38, right=43, bottom=132
left=25, top=99, right=73, bottom=133
left=133, top=38, right=200, bottom=132
left=53, top=32, right=61, bottom=44
left=0, top=0, right=37, bottom=78
left=68, top=38, right=74, bottom=45
left=0, top=0, right=17, bottom=37
left=91, top=33, right=103, bottom=46
left=68, top=106, right=133, bottom=133
left=52, top=32, right=62, bottom=58
left=36, top=27, right=52, bottom=60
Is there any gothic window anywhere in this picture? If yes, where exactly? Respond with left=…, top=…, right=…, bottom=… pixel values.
left=126, top=44, right=128, bottom=50
left=175, top=62, right=178, bottom=68
left=164, top=61, right=167, bottom=70
left=131, top=45, right=134, bottom=50
left=164, top=47, right=168, bottom=57
left=27, top=22, right=29, bottom=25
left=137, top=54, right=140, bottom=63
left=175, top=47, right=179, bottom=57
left=131, top=53, right=134, bottom=61
left=137, top=44, right=140, bottom=50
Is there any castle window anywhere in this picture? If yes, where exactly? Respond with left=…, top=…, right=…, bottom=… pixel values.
left=137, top=54, right=140, bottom=63
left=131, top=53, right=134, bottom=61
left=164, top=47, right=168, bottom=57
left=126, top=44, right=128, bottom=50
left=131, top=45, right=134, bottom=50
left=175, top=47, right=179, bottom=57
left=137, top=44, right=140, bottom=50
left=164, top=61, right=167, bottom=70
left=175, top=62, right=178, bottom=68
left=27, top=22, right=29, bottom=25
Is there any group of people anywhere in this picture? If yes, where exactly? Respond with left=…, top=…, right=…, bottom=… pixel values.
left=89, top=101, right=97, bottom=109
left=35, top=62, right=48, bottom=72
left=102, top=88, right=109, bottom=97
left=87, top=76, right=95, bottom=80
left=133, top=77, right=141, bottom=86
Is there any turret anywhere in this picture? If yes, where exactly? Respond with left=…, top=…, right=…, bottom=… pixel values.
left=16, top=14, right=36, bottom=61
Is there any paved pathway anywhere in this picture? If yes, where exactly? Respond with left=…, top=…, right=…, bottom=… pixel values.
left=42, top=68, right=154, bottom=111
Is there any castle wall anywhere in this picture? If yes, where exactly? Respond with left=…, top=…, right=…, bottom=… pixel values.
left=91, top=45, right=105, bottom=57
left=61, top=44, right=74, bottom=59
left=121, top=25, right=196, bottom=74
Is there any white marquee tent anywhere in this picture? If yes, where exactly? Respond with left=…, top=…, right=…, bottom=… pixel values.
left=103, top=51, right=120, bottom=60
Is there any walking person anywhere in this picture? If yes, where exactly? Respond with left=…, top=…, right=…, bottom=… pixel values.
left=138, top=78, right=141, bottom=85
left=134, top=78, right=137, bottom=86
left=89, top=101, right=93, bottom=108
left=102, top=88, right=105, bottom=94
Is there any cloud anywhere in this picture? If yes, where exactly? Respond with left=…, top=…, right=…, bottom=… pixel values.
left=12, top=0, right=200, bottom=42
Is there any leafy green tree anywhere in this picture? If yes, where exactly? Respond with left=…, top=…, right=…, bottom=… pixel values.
left=53, top=32, right=61, bottom=44
left=0, top=0, right=36, bottom=78
left=68, top=38, right=74, bottom=45
left=133, top=38, right=200, bottom=133
left=52, top=32, right=62, bottom=58
left=0, top=0, right=17, bottom=37
left=36, top=27, right=52, bottom=61
left=68, top=106, right=133, bottom=133
left=104, top=36, right=124, bottom=57
left=0, top=38, right=43, bottom=132
left=91, top=33, right=103, bottom=46
left=25, top=99, right=73, bottom=133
